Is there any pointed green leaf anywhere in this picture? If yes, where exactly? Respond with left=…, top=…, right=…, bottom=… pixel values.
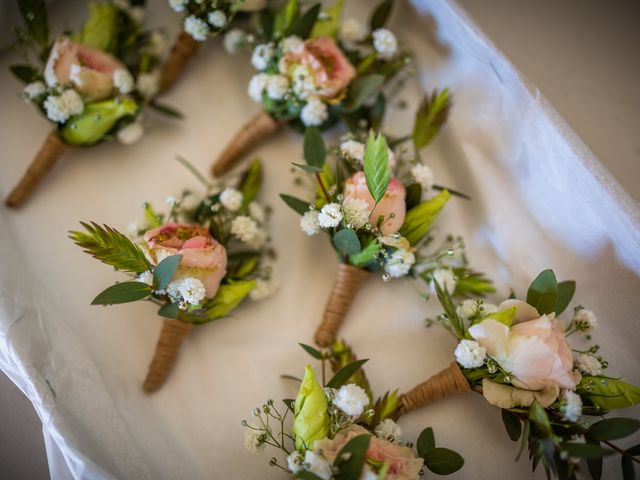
left=349, top=239, right=381, bottom=267
left=501, top=410, right=523, bottom=441
left=273, top=0, right=298, bottom=36
left=288, top=3, right=321, bottom=39
left=326, top=359, right=368, bottom=389
left=369, top=0, right=394, bottom=30
left=149, top=101, right=183, bottom=118
left=10, top=65, right=40, bottom=83
left=280, top=194, right=312, bottom=215
left=344, top=74, right=385, bottom=111
left=153, top=255, right=182, bottom=290
left=526, top=270, right=558, bottom=315
left=399, top=190, right=450, bottom=245
left=304, top=127, right=326, bottom=169
left=299, top=343, right=324, bottom=360
left=311, top=0, right=344, bottom=38
left=413, top=89, right=452, bottom=150
left=237, top=159, right=263, bottom=207
left=201, top=280, right=256, bottom=322
left=622, top=455, right=635, bottom=480
left=91, top=281, right=151, bottom=305
left=363, top=131, right=390, bottom=203
left=17, top=0, right=49, bottom=51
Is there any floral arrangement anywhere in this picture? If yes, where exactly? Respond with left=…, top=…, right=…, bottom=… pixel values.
left=281, top=96, right=493, bottom=346
left=69, top=160, right=276, bottom=392
left=6, top=0, right=178, bottom=208
left=243, top=341, right=464, bottom=479
left=399, top=270, right=640, bottom=478
left=212, top=0, right=412, bottom=176
left=161, top=0, right=267, bottom=91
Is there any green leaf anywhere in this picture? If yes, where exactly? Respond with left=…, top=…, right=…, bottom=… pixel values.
left=333, top=229, right=361, bottom=256
left=62, top=98, right=139, bottom=146
left=288, top=3, right=321, bottom=39
left=153, top=255, right=182, bottom=291
left=501, top=410, right=523, bottom=441
left=299, top=343, right=324, bottom=360
left=363, top=131, right=390, bottom=203
left=10, top=65, right=40, bottom=83
left=75, top=2, right=119, bottom=52
left=326, top=359, right=368, bottom=389
left=399, top=190, right=450, bottom=245
left=69, top=222, right=151, bottom=273
left=343, top=74, right=385, bottom=112
left=200, top=280, right=256, bottom=322
left=413, top=89, right=452, bottom=150
left=91, top=281, right=150, bottom=305
left=274, top=0, right=298, bottom=36
left=330, top=340, right=373, bottom=403
left=17, top=0, right=49, bottom=51
left=555, top=280, right=576, bottom=315
left=372, top=390, right=399, bottom=424
left=143, top=202, right=162, bottom=228
left=304, top=127, right=326, bottom=169
left=424, top=447, right=464, bottom=475
left=416, top=427, right=436, bottom=457
left=526, top=270, right=558, bottom=315
left=349, top=239, right=381, bottom=267
left=405, top=183, right=422, bottom=210
left=481, top=306, right=516, bottom=327
left=626, top=444, right=640, bottom=456
left=581, top=376, right=640, bottom=410
left=433, top=280, right=465, bottom=339
left=292, top=163, right=324, bottom=173
left=311, top=0, right=344, bottom=38
left=334, top=434, right=370, bottom=480
left=280, top=194, right=312, bottom=215
left=528, top=401, right=551, bottom=435
left=587, top=453, right=603, bottom=480
left=149, top=101, right=183, bottom=118
left=369, top=0, right=394, bottom=30
left=561, top=442, right=615, bottom=459
left=588, top=418, right=640, bottom=441
left=622, top=455, right=635, bottom=480
left=158, top=301, right=180, bottom=319
left=295, top=472, right=325, bottom=480
left=237, top=159, right=263, bottom=207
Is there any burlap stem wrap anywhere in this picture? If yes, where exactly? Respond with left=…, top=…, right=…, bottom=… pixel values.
left=6, top=131, right=68, bottom=208
left=398, top=362, right=471, bottom=416
left=160, top=30, right=200, bottom=93
left=211, top=111, right=281, bottom=177
left=314, top=264, right=370, bottom=347
left=143, top=318, right=193, bottom=393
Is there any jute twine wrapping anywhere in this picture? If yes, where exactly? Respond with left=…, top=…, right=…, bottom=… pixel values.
left=314, top=264, right=370, bottom=347
left=143, top=318, right=193, bottom=393
left=398, top=362, right=471, bottom=416
left=6, top=131, right=68, bottom=208
left=211, top=111, right=280, bottom=177
left=160, top=30, right=200, bottom=93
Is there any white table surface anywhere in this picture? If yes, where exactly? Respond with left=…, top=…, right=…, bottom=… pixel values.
left=1, top=1, right=638, bottom=479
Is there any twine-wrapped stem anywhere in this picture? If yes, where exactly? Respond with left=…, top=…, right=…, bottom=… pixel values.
left=5, top=131, right=68, bottom=208
left=143, top=318, right=193, bottom=393
left=160, top=30, right=200, bottom=93
left=211, top=111, right=281, bottom=177
left=398, top=362, right=471, bottom=416
left=314, top=264, right=370, bottom=347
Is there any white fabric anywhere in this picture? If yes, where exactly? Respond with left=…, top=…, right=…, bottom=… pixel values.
left=0, top=0, right=638, bottom=479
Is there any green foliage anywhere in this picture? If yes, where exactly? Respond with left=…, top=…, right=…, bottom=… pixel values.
left=148, top=102, right=184, bottom=119
left=424, top=448, right=465, bottom=475
left=371, top=390, right=399, bottom=426
left=289, top=3, right=321, bottom=39
left=333, top=229, right=361, bottom=256
left=587, top=418, right=640, bottom=441
left=280, top=194, right=311, bottom=215
left=482, top=306, right=516, bottom=327
left=333, top=435, right=370, bottom=479
left=61, top=98, right=139, bottom=145
left=555, top=280, right=576, bottom=315
left=311, top=0, right=344, bottom=38
left=326, top=359, right=368, bottom=389
left=195, top=280, right=256, bottom=323
left=153, top=255, right=182, bottom=291
left=91, top=281, right=150, bottom=305
left=363, top=131, right=390, bottom=203
left=349, top=239, right=381, bottom=268
left=526, top=269, right=558, bottom=315
left=330, top=340, right=373, bottom=403
left=69, top=221, right=151, bottom=273
left=304, top=127, right=326, bottom=170
left=299, top=343, right=324, bottom=360
left=237, top=159, right=263, bottom=207
left=158, top=301, right=180, bottom=319
left=434, top=281, right=465, bottom=339
left=561, top=442, right=614, bottom=459
left=405, top=183, right=422, bottom=210
left=417, top=427, right=436, bottom=457
left=413, top=89, right=452, bottom=150
left=17, top=0, right=49, bottom=52
left=75, top=3, right=119, bottom=53
left=501, top=409, right=523, bottom=441
left=452, top=268, right=495, bottom=297
left=10, top=65, right=40, bottom=83
left=343, top=74, right=385, bottom=112
left=369, top=0, right=394, bottom=30
left=143, top=202, right=163, bottom=227
left=273, top=0, right=298, bottom=37
left=399, top=190, right=450, bottom=245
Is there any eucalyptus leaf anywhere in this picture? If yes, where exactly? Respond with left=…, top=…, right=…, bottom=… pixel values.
left=343, top=74, right=385, bottom=112
left=587, top=452, right=603, bottom=480
left=369, top=0, right=394, bottom=30
left=333, top=434, right=370, bottom=480
left=304, top=127, right=326, bottom=169
left=555, top=280, right=576, bottom=315
left=288, top=3, right=321, bottom=39
left=158, top=301, right=180, bottom=319
left=416, top=427, right=436, bottom=457
left=424, top=447, right=464, bottom=475
left=91, top=281, right=151, bottom=305
left=10, top=65, right=40, bottom=83
left=621, top=455, right=635, bottom=480
left=326, top=359, right=368, bottom=389
left=501, top=410, right=523, bottom=441
left=562, top=442, right=615, bottom=459
left=333, top=229, right=361, bottom=256
left=153, top=255, right=182, bottom=291
left=588, top=418, right=640, bottom=441
left=295, top=472, right=325, bottom=480
left=526, top=270, right=558, bottom=315
left=280, top=194, right=312, bottom=215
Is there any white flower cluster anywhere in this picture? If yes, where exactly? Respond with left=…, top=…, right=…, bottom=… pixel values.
left=374, top=418, right=402, bottom=443
left=116, top=122, right=145, bottom=145
left=372, top=28, right=398, bottom=60
left=572, top=308, right=598, bottom=331
left=249, top=276, right=279, bottom=301
left=220, top=187, right=243, bottom=211
left=456, top=299, right=498, bottom=321
left=384, top=248, right=415, bottom=278
left=184, top=15, right=209, bottom=42
left=223, top=28, right=246, bottom=54
left=208, top=10, right=227, bottom=29
left=455, top=339, right=487, bottom=369
left=251, top=43, right=275, bottom=70
left=137, top=71, right=160, bottom=99
left=167, top=276, right=206, bottom=307
left=168, top=0, right=188, bottom=13
left=287, top=451, right=332, bottom=480
left=300, top=96, right=328, bottom=127
left=339, top=18, right=369, bottom=44
left=23, top=81, right=46, bottom=100
left=342, top=198, right=369, bottom=229
left=243, top=419, right=267, bottom=454
left=339, top=139, right=396, bottom=168
left=317, top=203, right=343, bottom=229
left=44, top=89, right=84, bottom=123
left=332, top=384, right=369, bottom=417
left=113, top=69, right=134, bottom=94
left=560, top=390, right=582, bottom=422
left=300, top=210, right=321, bottom=236
left=231, top=216, right=260, bottom=243
left=411, top=164, right=435, bottom=190
left=574, top=353, right=602, bottom=376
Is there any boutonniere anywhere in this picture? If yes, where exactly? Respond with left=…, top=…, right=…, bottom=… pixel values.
left=6, top=0, right=179, bottom=208
left=211, top=0, right=411, bottom=176
left=69, top=160, right=276, bottom=392
left=243, top=341, right=464, bottom=479
left=281, top=96, right=493, bottom=346
left=399, top=270, right=640, bottom=478
left=162, top=0, right=267, bottom=91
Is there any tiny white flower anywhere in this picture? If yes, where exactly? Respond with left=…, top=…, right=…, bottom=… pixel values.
left=575, top=353, right=602, bottom=376
left=113, top=69, right=134, bottom=94
left=248, top=201, right=265, bottom=222
left=249, top=277, right=279, bottom=301
left=208, top=10, right=227, bottom=29
left=303, top=451, right=332, bottom=480
left=455, top=339, right=487, bottom=369
left=333, top=384, right=369, bottom=417
left=375, top=418, right=402, bottom=443
left=184, top=15, right=210, bottom=42
left=287, top=451, right=304, bottom=474
left=177, top=277, right=206, bottom=305
left=340, top=140, right=365, bottom=162
left=223, top=28, right=246, bottom=53
left=290, top=64, right=316, bottom=99
left=231, top=215, right=259, bottom=243
left=456, top=299, right=479, bottom=320
left=219, top=187, right=243, bottom=211
left=168, top=0, right=188, bottom=12
left=266, top=74, right=289, bottom=100
left=147, top=31, right=166, bottom=57
left=136, top=71, right=160, bottom=99
left=281, top=35, right=304, bottom=54
left=23, top=81, right=46, bottom=100
left=372, top=28, right=398, bottom=60
left=432, top=268, right=457, bottom=293
left=166, top=196, right=177, bottom=207
left=251, top=43, right=274, bottom=70
left=243, top=422, right=266, bottom=454
left=384, top=248, right=415, bottom=278
left=317, top=203, right=343, bottom=228
left=342, top=198, right=369, bottom=229
left=300, top=210, right=321, bottom=236
left=572, top=308, right=598, bottom=330
left=560, top=390, right=582, bottom=422
left=411, top=164, right=435, bottom=190
left=116, top=122, right=145, bottom=145
left=340, top=18, right=368, bottom=43
left=44, top=89, right=84, bottom=123
left=300, top=96, right=328, bottom=127
left=137, top=270, right=154, bottom=286
left=247, top=73, right=269, bottom=102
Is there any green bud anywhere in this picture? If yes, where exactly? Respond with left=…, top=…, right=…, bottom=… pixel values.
left=61, top=97, right=138, bottom=146
left=292, top=365, right=329, bottom=450
left=75, top=2, right=119, bottom=52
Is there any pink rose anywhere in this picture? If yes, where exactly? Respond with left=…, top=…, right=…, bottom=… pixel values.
left=143, top=223, right=227, bottom=298
left=343, top=171, right=406, bottom=235
left=468, top=300, right=579, bottom=391
left=44, top=38, right=128, bottom=101
left=314, top=425, right=423, bottom=480
left=281, top=37, right=355, bottom=100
